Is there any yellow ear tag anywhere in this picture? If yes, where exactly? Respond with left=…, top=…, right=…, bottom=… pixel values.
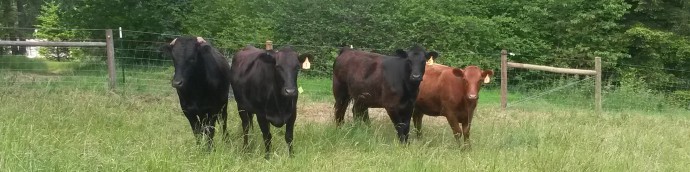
left=298, top=86, right=304, bottom=93
left=426, top=56, right=434, bottom=65
left=302, top=57, right=311, bottom=69
left=484, top=75, right=491, bottom=84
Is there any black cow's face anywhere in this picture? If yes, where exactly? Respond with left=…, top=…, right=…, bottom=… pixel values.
left=259, top=47, right=311, bottom=97
left=396, top=45, right=439, bottom=82
left=161, top=37, right=206, bottom=89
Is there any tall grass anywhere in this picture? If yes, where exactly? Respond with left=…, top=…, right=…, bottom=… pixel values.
left=1, top=85, right=689, bottom=171
left=2, top=56, right=689, bottom=171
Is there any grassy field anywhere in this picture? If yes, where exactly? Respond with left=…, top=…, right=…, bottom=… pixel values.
left=1, top=57, right=690, bottom=171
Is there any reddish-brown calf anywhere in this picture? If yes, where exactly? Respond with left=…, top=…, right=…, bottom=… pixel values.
left=412, top=64, right=493, bottom=147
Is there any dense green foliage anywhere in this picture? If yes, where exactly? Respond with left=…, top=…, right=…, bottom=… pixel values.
left=1, top=0, right=688, bottom=105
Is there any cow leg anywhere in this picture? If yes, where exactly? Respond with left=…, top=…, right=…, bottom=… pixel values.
left=285, top=109, right=297, bottom=157
left=445, top=112, right=462, bottom=144
left=256, top=114, right=272, bottom=159
left=201, top=113, right=217, bottom=151
left=412, top=109, right=424, bottom=138
left=333, top=80, right=350, bottom=126
left=385, top=107, right=410, bottom=144
left=220, top=103, right=230, bottom=142
left=352, top=100, right=370, bottom=124
left=398, top=105, right=414, bottom=143
left=184, top=113, right=202, bottom=145
left=461, top=111, right=474, bottom=150
left=239, top=110, right=253, bottom=150
left=460, top=122, right=472, bottom=150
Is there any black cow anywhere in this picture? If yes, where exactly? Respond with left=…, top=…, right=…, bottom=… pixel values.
left=332, top=45, right=438, bottom=143
left=161, top=36, right=232, bottom=150
left=230, top=45, right=311, bottom=158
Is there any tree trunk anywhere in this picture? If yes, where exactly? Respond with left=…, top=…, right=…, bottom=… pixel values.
left=12, top=0, right=26, bottom=55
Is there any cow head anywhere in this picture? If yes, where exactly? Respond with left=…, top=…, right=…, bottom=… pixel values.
left=452, top=66, right=494, bottom=100
left=395, top=45, right=439, bottom=82
left=258, top=46, right=312, bottom=97
left=161, top=36, right=210, bottom=89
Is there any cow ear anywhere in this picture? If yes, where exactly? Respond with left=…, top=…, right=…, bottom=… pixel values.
left=395, top=49, right=407, bottom=58
left=197, top=43, right=214, bottom=59
left=298, top=53, right=313, bottom=64
left=482, top=70, right=494, bottom=84
left=299, top=54, right=313, bottom=69
left=482, top=70, right=494, bottom=77
left=197, top=43, right=212, bottom=52
left=452, top=68, right=464, bottom=78
left=258, top=52, right=276, bottom=64
left=426, top=51, right=439, bottom=60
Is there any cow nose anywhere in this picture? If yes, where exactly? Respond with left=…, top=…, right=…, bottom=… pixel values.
left=172, top=81, right=183, bottom=88
left=468, top=94, right=478, bottom=100
left=410, top=74, right=422, bottom=81
left=285, top=88, right=296, bottom=95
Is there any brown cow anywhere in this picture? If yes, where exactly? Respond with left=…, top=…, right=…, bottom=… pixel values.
left=412, top=64, right=493, bottom=148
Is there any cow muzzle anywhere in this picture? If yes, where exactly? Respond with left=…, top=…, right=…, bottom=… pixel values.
left=410, top=74, right=422, bottom=81
left=172, top=80, right=184, bottom=88
left=284, top=88, right=297, bottom=96
left=468, top=94, right=478, bottom=100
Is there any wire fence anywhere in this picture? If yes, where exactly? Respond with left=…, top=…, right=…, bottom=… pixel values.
left=1, top=27, right=689, bottom=111
left=0, top=28, right=110, bottom=91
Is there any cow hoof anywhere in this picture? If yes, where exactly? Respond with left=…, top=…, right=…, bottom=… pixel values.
left=415, top=132, right=423, bottom=139
left=204, top=146, right=214, bottom=153
left=241, top=145, right=251, bottom=152
left=461, top=144, right=472, bottom=151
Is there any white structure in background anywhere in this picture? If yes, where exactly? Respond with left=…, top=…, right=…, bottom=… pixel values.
left=25, top=29, right=47, bottom=58
left=25, top=38, right=45, bottom=58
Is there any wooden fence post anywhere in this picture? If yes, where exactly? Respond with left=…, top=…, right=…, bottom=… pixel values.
left=265, top=40, right=273, bottom=50
left=501, top=49, right=508, bottom=111
left=594, top=57, right=602, bottom=113
left=105, top=29, right=116, bottom=90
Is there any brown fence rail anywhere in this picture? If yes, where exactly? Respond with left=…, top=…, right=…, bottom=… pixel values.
left=500, top=49, right=602, bottom=113
left=0, top=29, right=116, bottom=90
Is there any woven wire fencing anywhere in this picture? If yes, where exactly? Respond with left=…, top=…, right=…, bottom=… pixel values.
left=2, top=27, right=687, bottom=111
left=0, top=27, right=110, bottom=91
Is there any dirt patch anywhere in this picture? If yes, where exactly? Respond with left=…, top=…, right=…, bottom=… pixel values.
left=296, top=101, right=449, bottom=126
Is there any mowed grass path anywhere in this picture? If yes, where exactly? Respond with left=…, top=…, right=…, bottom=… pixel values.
left=1, top=84, right=689, bottom=171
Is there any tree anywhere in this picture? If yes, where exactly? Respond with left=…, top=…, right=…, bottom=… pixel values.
left=623, top=0, right=690, bottom=36
left=34, top=1, right=78, bottom=61
left=0, top=0, right=44, bottom=55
